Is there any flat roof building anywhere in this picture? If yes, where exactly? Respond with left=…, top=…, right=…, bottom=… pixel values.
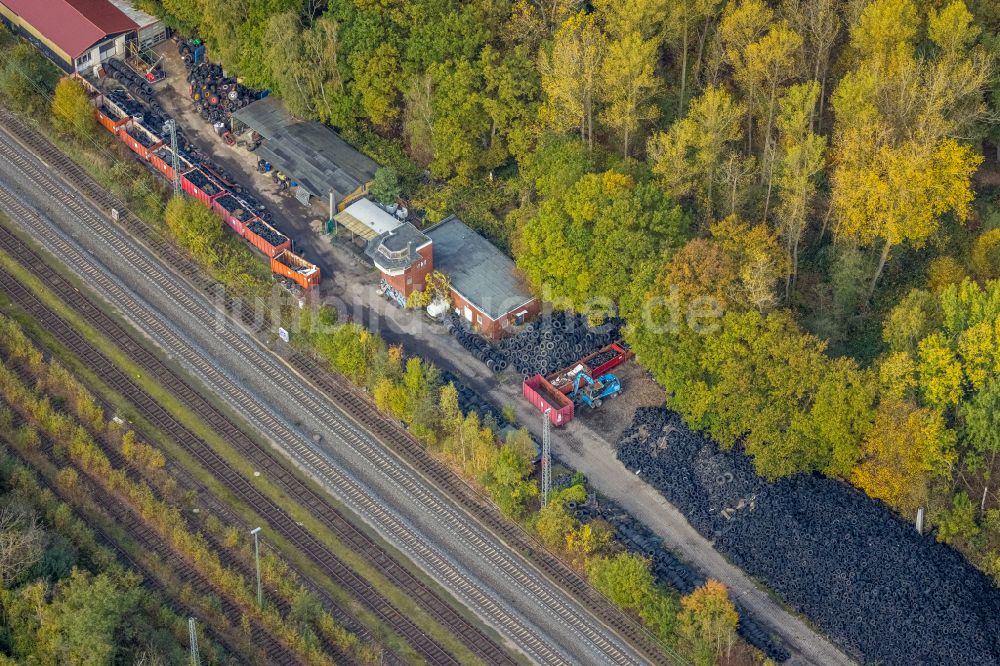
left=0, top=0, right=137, bottom=73
left=334, top=198, right=403, bottom=241
left=367, top=213, right=540, bottom=337
left=232, top=97, right=378, bottom=207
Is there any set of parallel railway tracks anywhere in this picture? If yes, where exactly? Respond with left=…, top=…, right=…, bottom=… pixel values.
left=0, top=205, right=509, bottom=666
left=0, top=108, right=679, bottom=666
left=0, top=419, right=296, bottom=665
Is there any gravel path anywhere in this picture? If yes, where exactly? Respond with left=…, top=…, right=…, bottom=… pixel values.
left=0, top=127, right=655, bottom=666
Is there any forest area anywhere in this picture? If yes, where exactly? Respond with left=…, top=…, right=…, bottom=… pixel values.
left=133, top=0, right=1000, bottom=585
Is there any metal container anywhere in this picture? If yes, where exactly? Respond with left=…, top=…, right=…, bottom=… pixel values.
left=243, top=218, right=290, bottom=258
left=148, top=147, right=191, bottom=184
left=118, top=125, right=163, bottom=160
left=211, top=194, right=254, bottom=236
left=180, top=168, right=225, bottom=208
left=271, top=250, right=320, bottom=289
left=522, top=375, right=574, bottom=426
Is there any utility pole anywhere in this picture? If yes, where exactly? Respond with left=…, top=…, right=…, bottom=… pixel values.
left=163, top=119, right=181, bottom=196
left=250, top=526, right=263, bottom=607
left=542, top=408, right=552, bottom=507
left=188, top=617, right=201, bottom=666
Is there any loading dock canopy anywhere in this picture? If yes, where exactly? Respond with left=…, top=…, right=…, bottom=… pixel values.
left=334, top=198, right=402, bottom=241
left=232, top=97, right=378, bottom=201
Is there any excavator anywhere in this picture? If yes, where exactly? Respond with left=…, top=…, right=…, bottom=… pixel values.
left=568, top=371, right=622, bottom=409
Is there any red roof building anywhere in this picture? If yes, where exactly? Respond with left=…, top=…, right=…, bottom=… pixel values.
left=0, top=0, right=138, bottom=72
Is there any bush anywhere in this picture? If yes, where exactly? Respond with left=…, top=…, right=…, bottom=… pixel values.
left=926, top=256, right=966, bottom=293
left=972, top=229, right=1000, bottom=281
left=370, top=167, right=402, bottom=204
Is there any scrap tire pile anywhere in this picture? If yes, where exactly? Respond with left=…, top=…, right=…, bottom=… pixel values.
left=186, top=63, right=254, bottom=123
left=439, top=369, right=508, bottom=429
left=444, top=315, right=507, bottom=372
left=588, top=493, right=789, bottom=660
left=496, top=311, right=622, bottom=377
left=617, top=407, right=1000, bottom=666
left=104, top=59, right=156, bottom=106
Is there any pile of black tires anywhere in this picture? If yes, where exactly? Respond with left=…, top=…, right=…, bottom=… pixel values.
left=186, top=63, right=254, bottom=123
left=104, top=59, right=156, bottom=106
left=617, top=407, right=1000, bottom=666
left=497, top=311, right=621, bottom=377
left=444, top=315, right=508, bottom=372
left=438, top=369, right=509, bottom=429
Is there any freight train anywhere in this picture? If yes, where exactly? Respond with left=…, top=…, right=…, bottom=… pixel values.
left=82, top=74, right=320, bottom=290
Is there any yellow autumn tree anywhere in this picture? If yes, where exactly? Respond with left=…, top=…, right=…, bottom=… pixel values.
left=539, top=12, right=606, bottom=150
left=51, top=77, right=95, bottom=140
left=831, top=0, right=988, bottom=297
left=851, top=399, right=957, bottom=514
left=598, top=31, right=660, bottom=159
left=677, top=579, right=738, bottom=666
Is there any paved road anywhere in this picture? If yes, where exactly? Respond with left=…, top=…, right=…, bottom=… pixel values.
left=0, top=128, right=658, bottom=665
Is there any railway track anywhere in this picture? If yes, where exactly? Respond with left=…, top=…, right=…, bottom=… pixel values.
left=1, top=328, right=366, bottom=666
left=0, top=106, right=680, bottom=663
left=0, top=225, right=494, bottom=666
left=0, top=105, right=676, bottom=666
left=0, top=417, right=294, bottom=666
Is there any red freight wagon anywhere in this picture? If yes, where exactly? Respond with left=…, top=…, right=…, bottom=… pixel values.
left=93, top=98, right=130, bottom=134
left=118, top=124, right=162, bottom=160
left=148, top=146, right=191, bottom=184
left=271, top=251, right=321, bottom=289
left=212, top=194, right=255, bottom=236
left=547, top=340, right=634, bottom=395
left=244, top=218, right=290, bottom=258
left=181, top=168, right=225, bottom=208
left=523, top=374, right=574, bottom=426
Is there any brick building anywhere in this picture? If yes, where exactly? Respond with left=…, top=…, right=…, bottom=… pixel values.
left=367, top=215, right=539, bottom=339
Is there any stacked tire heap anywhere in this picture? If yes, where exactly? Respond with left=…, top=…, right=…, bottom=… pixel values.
left=439, top=369, right=509, bottom=429
left=186, top=62, right=253, bottom=123
left=104, top=59, right=156, bottom=107
left=617, top=407, right=1000, bottom=666
left=585, top=491, right=788, bottom=661
left=246, top=219, right=286, bottom=246
left=444, top=315, right=508, bottom=372
left=497, top=311, right=622, bottom=377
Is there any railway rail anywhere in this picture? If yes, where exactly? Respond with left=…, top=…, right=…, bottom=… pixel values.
left=0, top=110, right=678, bottom=665
left=0, top=419, right=295, bottom=666
left=1, top=324, right=366, bottom=665
left=0, top=221, right=494, bottom=666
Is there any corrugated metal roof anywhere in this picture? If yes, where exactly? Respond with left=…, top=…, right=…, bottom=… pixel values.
left=0, top=0, right=137, bottom=58
left=108, top=0, right=159, bottom=30
left=426, top=216, right=536, bottom=320
left=233, top=97, right=378, bottom=199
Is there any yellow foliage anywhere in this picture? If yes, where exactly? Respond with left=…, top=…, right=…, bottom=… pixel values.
left=678, top=579, right=739, bottom=666
left=927, top=256, right=967, bottom=294
left=851, top=399, right=956, bottom=514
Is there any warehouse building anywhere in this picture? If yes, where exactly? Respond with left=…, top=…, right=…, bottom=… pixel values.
left=0, top=0, right=138, bottom=73
left=232, top=97, right=378, bottom=208
left=109, top=0, right=168, bottom=48
left=367, top=215, right=539, bottom=338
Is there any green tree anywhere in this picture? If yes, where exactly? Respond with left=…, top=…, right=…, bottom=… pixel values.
left=648, top=86, right=745, bottom=222
left=773, top=81, right=826, bottom=295
left=0, top=43, right=58, bottom=117
left=370, top=167, right=402, bottom=205
left=481, top=444, right=538, bottom=519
